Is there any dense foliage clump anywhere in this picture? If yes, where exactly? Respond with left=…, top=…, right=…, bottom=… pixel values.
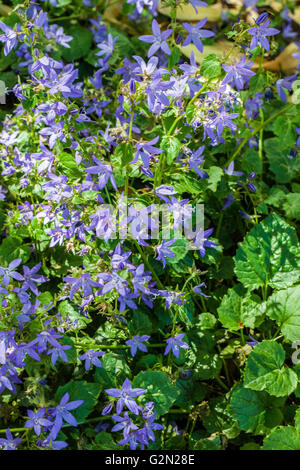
left=0, top=0, right=300, bottom=451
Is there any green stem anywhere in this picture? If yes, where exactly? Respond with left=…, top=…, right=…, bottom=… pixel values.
left=215, top=375, right=229, bottom=391
left=226, top=103, right=294, bottom=166
left=74, top=342, right=165, bottom=350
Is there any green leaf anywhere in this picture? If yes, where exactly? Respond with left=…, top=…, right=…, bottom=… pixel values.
left=273, top=116, right=296, bottom=149
left=161, top=136, right=181, bottom=164
left=244, top=340, right=298, bottom=397
left=207, top=166, right=223, bottom=192
left=187, top=349, right=222, bottom=380
left=266, top=285, right=300, bottom=342
left=192, top=435, right=222, bottom=450
left=115, top=142, right=134, bottom=166
left=218, top=284, right=266, bottom=330
left=55, top=380, right=101, bottom=422
left=60, top=26, right=93, bottom=61
left=0, top=236, right=31, bottom=265
left=94, top=353, right=131, bottom=388
left=58, top=300, right=92, bottom=329
left=262, top=426, right=300, bottom=450
left=295, top=408, right=300, bottom=435
left=241, top=148, right=262, bottom=175
left=229, top=385, right=284, bottom=434
left=234, top=214, right=300, bottom=290
left=264, top=137, right=300, bottom=183
left=94, top=432, right=120, bottom=450
left=168, top=46, right=181, bottom=68
left=165, top=238, right=188, bottom=265
left=133, top=371, right=180, bottom=417
left=200, top=54, right=221, bottom=78
left=202, top=397, right=240, bottom=439
left=283, top=193, right=300, bottom=220
left=174, top=379, right=206, bottom=409
left=59, top=152, right=82, bottom=178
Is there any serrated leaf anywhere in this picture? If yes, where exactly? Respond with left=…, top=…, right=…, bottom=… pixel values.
left=266, top=285, right=300, bottom=342
left=218, top=284, right=266, bottom=330
left=95, top=352, right=131, bottom=388
left=0, top=236, right=31, bottom=265
left=133, top=371, right=180, bottom=417
left=60, top=26, right=93, bottom=61
left=262, top=426, right=300, bottom=450
left=283, top=193, right=300, bottom=220
left=264, top=137, right=300, bottom=183
left=229, top=385, right=284, bottom=434
left=58, top=300, right=92, bottom=329
left=161, top=136, right=181, bottom=164
left=244, top=340, right=298, bottom=397
left=234, top=214, right=300, bottom=290
left=200, top=54, right=221, bottom=78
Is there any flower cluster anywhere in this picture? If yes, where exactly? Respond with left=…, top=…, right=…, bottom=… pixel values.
left=0, top=0, right=299, bottom=452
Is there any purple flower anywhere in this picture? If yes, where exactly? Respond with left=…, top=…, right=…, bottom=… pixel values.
left=256, top=13, right=269, bottom=25
left=0, top=429, right=22, bottom=450
left=21, top=263, right=49, bottom=296
left=210, top=107, right=239, bottom=138
left=125, top=335, right=150, bottom=357
left=30, top=330, right=63, bottom=353
left=276, top=75, right=298, bottom=102
left=101, top=272, right=128, bottom=297
left=39, top=120, right=66, bottom=149
left=155, top=238, right=176, bottom=268
left=164, top=333, right=189, bottom=359
left=222, top=56, right=255, bottom=91
left=36, top=437, right=68, bottom=450
left=248, top=18, right=280, bottom=51
left=85, top=157, right=117, bottom=190
left=160, top=290, right=185, bottom=309
left=139, top=19, right=172, bottom=57
left=48, top=392, right=84, bottom=440
left=247, top=334, right=259, bottom=347
left=182, top=18, right=215, bottom=53
left=188, top=146, right=208, bottom=178
left=193, top=282, right=210, bottom=297
left=224, top=161, right=244, bottom=177
left=105, top=378, right=146, bottom=415
left=130, top=137, right=163, bottom=168
left=46, top=344, right=71, bottom=365
left=0, top=258, right=24, bottom=287
left=118, top=429, right=148, bottom=450
left=79, top=349, right=105, bottom=370
left=24, top=409, right=53, bottom=436
left=193, top=227, right=217, bottom=257
left=96, top=34, right=118, bottom=60
left=222, top=192, right=235, bottom=210
left=63, top=273, right=101, bottom=300
left=89, top=208, right=116, bottom=242
left=111, top=412, right=138, bottom=437
left=142, top=415, right=164, bottom=441
left=189, top=0, right=208, bottom=14
left=0, top=21, right=18, bottom=56
left=296, top=129, right=300, bottom=147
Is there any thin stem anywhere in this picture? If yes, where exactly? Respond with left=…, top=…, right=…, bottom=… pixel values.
left=226, top=103, right=294, bottom=167
left=215, top=375, right=229, bottom=391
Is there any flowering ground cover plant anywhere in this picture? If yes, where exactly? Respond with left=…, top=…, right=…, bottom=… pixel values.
left=0, top=0, right=300, bottom=451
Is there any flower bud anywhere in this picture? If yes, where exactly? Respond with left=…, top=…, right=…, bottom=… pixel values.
left=256, top=12, right=269, bottom=25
